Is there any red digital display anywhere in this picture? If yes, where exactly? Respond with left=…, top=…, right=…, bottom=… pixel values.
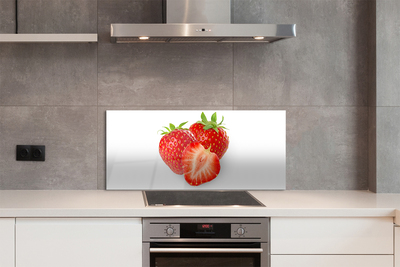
left=198, top=224, right=213, bottom=230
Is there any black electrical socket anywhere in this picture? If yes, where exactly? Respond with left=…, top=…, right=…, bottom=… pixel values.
left=31, top=145, right=45, bottom=161
left=16, top=145, right=45, bottom=161
left=16, top=145, right=31, bottom=161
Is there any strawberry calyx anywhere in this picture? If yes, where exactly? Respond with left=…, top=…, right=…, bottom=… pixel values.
left=196, top=112, right=227, bottom=133
left=158, top=121, right=188, bottom=135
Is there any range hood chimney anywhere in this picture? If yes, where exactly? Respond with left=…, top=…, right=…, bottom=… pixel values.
left=110, top=0, right=296, bottom=43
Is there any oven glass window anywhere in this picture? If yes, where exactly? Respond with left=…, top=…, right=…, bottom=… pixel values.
left=151, top=253, right=260, bottom=267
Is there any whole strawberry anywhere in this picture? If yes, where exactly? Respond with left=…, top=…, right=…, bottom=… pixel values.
left=159, top=122, right=197, bottom=175
left=189, top=112, right=229, bottom=159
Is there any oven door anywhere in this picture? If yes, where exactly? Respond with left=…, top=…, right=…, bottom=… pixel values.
left=143, top=242, right=269, bottom=267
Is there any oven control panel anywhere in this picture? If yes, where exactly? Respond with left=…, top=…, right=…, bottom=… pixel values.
left=143, top=218, right=269, bottom=242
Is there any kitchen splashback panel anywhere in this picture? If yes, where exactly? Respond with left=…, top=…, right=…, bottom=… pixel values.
left=106, top=110, right=286, bottom=190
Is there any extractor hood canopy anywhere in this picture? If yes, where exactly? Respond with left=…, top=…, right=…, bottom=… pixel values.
left=110, top=0, right=296, bottom=43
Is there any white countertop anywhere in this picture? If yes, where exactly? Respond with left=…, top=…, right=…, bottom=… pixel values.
left=0, top=190, right=399, bottom=224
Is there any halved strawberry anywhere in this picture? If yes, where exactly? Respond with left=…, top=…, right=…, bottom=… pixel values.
left=159, top=122, right=197, bottom=175
left=182, top=142, right=220, bottom=186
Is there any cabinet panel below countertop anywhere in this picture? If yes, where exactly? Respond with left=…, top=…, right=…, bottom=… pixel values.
left=271, top=217, right=393, bottom=255
left=0, top=218, right=15, bottom=267
left=271, top=255, right=393, bottom=267
left=16, top=218, right=142, bottom=267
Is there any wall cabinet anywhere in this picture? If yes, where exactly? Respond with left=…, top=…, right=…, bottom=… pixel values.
left=0, top=218, right=15, bottom=267
left=16, top=218, right=142, bottom=267
left=270, top=217, right=394, bottom=267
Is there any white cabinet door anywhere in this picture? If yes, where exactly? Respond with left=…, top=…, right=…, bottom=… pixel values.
left=271, top=217, right=393, bottom=255
left=396, top=226, right=400, bottom=267
left=16, top=218, right=142, bottom=267
left=271, top=255, right=393, bottom=267
left=0, top=218, right=15, bottom=267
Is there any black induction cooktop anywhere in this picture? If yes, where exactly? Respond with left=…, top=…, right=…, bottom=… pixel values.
left=143, top=191, right=265, bottom=207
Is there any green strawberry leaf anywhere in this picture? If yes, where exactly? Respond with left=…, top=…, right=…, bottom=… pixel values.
left=201, top=112, right=208, bottom=124
left=169, top=123, right=175, bottom=131
left=178, top=121, right=188, bottom=128
left=211, top=112, right=217, bottom=123
left=219, top=116, right=224, bottom=125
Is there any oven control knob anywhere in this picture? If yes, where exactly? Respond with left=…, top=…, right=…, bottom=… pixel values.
left=166, top=227, right=174, bottom=236
left=237, top=227, right=245, bottom=236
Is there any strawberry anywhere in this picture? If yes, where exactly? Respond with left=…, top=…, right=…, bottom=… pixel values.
left=189, top=112, right=229, bottom=159
left=158, top=122, right=197, bottom=175
left=182, top=142, right=220, bottom=186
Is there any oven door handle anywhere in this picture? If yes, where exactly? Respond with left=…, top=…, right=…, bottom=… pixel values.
left=149, top=248, right=263, bottom=253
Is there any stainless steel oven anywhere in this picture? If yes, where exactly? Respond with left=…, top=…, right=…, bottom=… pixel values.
left=142, top=217, right=269, bottom=267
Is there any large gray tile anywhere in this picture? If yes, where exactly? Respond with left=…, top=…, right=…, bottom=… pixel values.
left=376, top=107, right=400, bottom=193
left=287, top=106, right=369, bottom=190
left=98, top=0, right=163, bottom=43
left=233, top=0, right=373, bottom=106
left=376, top=0, right=400, bottom=106
left=0, top=43, right=97, bottom=106
left=97, top=106, right=233, bottom=189
left=0, top=0, right=16, bottom=33
left=98, top=43, right=233, bottom=107
left=0, top=107, right=97, bottom=190
left=17, top=0, right=97, bottom=33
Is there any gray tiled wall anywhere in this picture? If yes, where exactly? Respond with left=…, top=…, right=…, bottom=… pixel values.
left=0, top=0, right=388, bottom=191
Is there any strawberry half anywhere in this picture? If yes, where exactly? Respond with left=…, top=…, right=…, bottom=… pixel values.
left=182, top=142, right=220, bottom=186
left=189, top=112, right=229, bottom=159
left=159, top=122, right=197, bottom=175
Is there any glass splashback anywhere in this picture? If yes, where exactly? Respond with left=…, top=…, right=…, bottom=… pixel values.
left=106, top=110, right=285, bottom=190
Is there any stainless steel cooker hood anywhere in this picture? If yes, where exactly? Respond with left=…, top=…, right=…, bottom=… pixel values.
left=110, top=0, right=296, bottom=43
